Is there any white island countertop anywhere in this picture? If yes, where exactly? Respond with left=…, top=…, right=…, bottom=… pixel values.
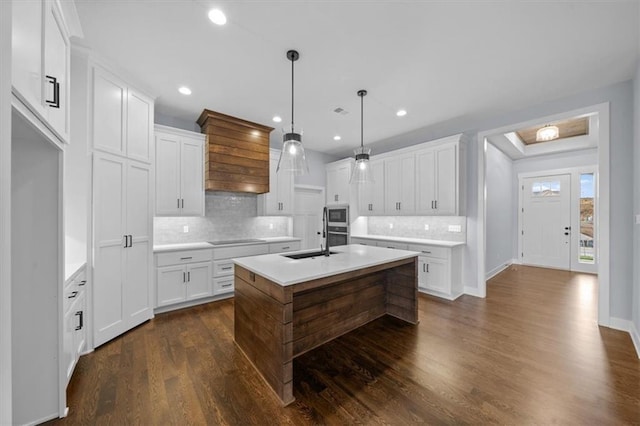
left=233, top=244, right=419, bottom=287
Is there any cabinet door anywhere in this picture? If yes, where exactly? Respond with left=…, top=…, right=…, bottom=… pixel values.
left=326, top=162, right=351, bottom=205
left=73, top=291, right=87, bottom=358
left=422, top=257, right=448, bottom=293
left=12, top=0, right=44, bottom=117
left=63, top=302, right=76, bottom=383
left=126, top=88, right=153, bottom=163
left=93, top=153, right=126, bottom=347
left=276, top=158, right=293, bottom=214
left=435, top=145, right=457, bottom=215
left=157, top=265, right=186, bottom=307
left=385, top=155, right=415, bottom=213
left=155, top=134, right=180, bottom=215
left=416, top=149, right=436, bottom=213
left=359, top=159, right=385, bottom=214
left=186, top=262, right=212, bottom=300
left=258, top=155, right=280, bottom=215
left=93, top=67, right=126, bottom=156
left=125, top=161, right=152, bottom=328
left=180, top=138, right=204, bottom=215
left=43, top=1, right=69, bottom=142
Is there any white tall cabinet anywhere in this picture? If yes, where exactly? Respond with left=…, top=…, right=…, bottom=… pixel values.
left=258, top=149, right=294, bottom=215
left=416, top=143, right=458, bottom=215
left=325, top=159, right=353, bottom=205
left=81, top=59, right=155, bottom=348
left=384, top=154, right=415, bottom=214
left=155, top=125, right=204, bottom=216
left=358, top=159, right=385, bottom=214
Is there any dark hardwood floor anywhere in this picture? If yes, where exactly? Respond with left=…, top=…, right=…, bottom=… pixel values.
left=50, top=265, right=640, bottom=425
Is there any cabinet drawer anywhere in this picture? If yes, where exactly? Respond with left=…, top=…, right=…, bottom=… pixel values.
left=377, top=242, right=409, bottom=250
left=156, top=249, right=213, bottom=266
left=408, top=244, right=448, bottom=259
left=350, top=237, right=375, bottom=246
left=268, top=241, right=300, bottom=254
left=213, top=260, right=234, bottom=277
left=213, top=244, right=268, bottom=260
left=213, top=276, right=234, bottom=295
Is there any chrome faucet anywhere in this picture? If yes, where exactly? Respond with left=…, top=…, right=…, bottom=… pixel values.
left=322, top=206, right=330, bottom=256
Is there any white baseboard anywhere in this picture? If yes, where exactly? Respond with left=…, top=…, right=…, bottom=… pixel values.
left=486, top=262, right=512, bottom=280
left=511, top=258, right=521, bottom=265
left=608, top=317, right=640, bottom=358
left=630, top=321, right=640, bottom=359
left=463, top=286, right=484, bottom=298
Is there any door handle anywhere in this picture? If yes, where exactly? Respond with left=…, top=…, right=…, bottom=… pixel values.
left=75, top=311, right=83, bottom=331
left=45, top=75, right=60, bottom=108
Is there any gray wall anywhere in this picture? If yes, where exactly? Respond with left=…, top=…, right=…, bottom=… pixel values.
left=634, top=59, right=640, bottom=341
left=154, top=111, right=199, bottom=132
left=355, top=80, right=634, bottom=322
left=485, top=143, right=514, bottom=277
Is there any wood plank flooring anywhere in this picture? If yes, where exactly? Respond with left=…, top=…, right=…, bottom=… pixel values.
left=50, top=265, right=640, bottom=425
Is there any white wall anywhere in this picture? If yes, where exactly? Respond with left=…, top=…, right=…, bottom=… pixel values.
left=355, top=80, right=634, bottom=322
left=485, top=143, right=514, bottom=277
left=0, top=1, right=12, bottom=422
left=633, top=57, right=640, bottom=351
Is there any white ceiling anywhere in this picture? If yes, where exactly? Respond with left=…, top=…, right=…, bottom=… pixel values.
left=74, top=0, right=638, bottom=156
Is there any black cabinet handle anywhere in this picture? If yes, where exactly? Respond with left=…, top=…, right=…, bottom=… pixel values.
left=45, top=75, right=60, bottom=108
left=68, top=291, right=78, bottom=299
left=78, top=280, right=86, bottom=286
left=435, top=200, right=438, bottom=209
left=182, top=199, right=184, bottom=208
left=183, top=272, right=186, bottom=283
left=282, top=246, right=290, bottom=250
left=221, top=266, right=233, bottom=270
left=180, top=257, right=193, bottom=260
left=75, top=311, right=83, bottom=331
left=222, top=283, right=232, bottom=288
left=426, top=264, right=429, bottom=273
left=421, top=250, right=431, bottom=254
left=177, top=198, right=180, bottom=208
left=187, top=271, right=190, bottom=282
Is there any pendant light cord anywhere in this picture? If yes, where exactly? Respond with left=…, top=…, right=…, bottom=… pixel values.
left=360, top=93, right=364, bottom=149
left=291, top=57, right=295, bottom=133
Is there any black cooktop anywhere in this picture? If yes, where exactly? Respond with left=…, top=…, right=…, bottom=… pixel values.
left=208, top=239, right=266, bottom=246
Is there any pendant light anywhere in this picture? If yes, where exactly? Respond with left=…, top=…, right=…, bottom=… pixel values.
left=350, top=89, right=374, bottom=184
left=277, top=50, right=309, bottom=175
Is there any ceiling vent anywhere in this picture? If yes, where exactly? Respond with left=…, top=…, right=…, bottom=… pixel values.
left=333, top=107, right=349, bottom=115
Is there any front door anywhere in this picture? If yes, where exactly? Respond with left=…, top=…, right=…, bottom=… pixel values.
left=521, top=174, right=571, bottom=269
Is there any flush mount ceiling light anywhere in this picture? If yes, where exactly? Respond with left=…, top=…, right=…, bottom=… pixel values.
left=350, top=90, right=374, bottom=184
left=208, top=9, right=227, bottom=25
left=272, top=115, right=282, bottom=123
left=333, top=135, right=341, bottom=141
left=396, top=109, right=407, bottom=117
left=536, top=124, right=560, bottom=141
left=277, top=50, right=308, bottom=175
left=178, top=86, right=192, bottom=95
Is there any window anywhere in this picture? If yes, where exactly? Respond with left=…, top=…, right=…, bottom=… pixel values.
left=579, top=173, right=595, bottom=264
left=532, top=180, right=561, bottom=197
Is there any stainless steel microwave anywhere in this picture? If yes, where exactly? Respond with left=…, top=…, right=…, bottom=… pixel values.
left=327, top=205, right=349, bottom=225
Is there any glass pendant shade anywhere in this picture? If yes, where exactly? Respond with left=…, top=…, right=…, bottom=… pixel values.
left=277, top=131, right=308, bottom=175
left=350, top=146, right=374, bottom=184
left=536, top=125, right=559, bottom=141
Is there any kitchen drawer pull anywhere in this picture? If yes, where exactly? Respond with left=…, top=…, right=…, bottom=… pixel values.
left=78, top=280, right=86, bottom=286
left=75, top=311, right=83, bottom=331
left=421, top=250, right=431, bottom=254
left=282, top=246, right=290, bottom=250
left=180, top=257, right=193, bottom=260
left=221, top=266, right=233, bottom=270
left=221, top=283, right=232, bottom=288
left=68, top=291, right=78, bottom=299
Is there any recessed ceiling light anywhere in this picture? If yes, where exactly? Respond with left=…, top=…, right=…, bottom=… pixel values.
left=333, top=135, right=341, bottom=141
left=396, top=109, right=407, bottom=117
left=272, top=116, right=282, bottom=123
left=208, top=9, right=227, bottom=25
left=178, top=86, right=192, bottom=95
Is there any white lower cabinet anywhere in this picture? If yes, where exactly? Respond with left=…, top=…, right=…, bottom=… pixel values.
left=409, top=243, right=463, bottom=300
left=268, top=241, right=301, bottom=254
left=156, top=250, right=213, bottom=307
left=63, top=266, right=88, bottom=385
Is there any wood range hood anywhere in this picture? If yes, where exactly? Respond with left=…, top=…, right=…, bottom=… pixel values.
left=197, top=109, right=274, bottom=194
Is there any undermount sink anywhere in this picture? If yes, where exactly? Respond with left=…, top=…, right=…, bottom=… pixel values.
left=282, top=251, right=338, bottom=260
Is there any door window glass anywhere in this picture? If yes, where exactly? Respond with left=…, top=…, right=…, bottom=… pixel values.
left=579, top=173, right=595, bottom=264
left=532, top=181, right=561, bottom=197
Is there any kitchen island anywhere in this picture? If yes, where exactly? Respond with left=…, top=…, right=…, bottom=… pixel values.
left=233, top=244, right=419, bottom=405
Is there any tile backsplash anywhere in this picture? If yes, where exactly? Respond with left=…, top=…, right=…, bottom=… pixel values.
left=366, top=216, right=466, bottom=242
left=154, top=192, right=291, bottom=244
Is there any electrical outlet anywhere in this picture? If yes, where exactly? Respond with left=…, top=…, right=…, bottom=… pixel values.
left=448, top=225, right=461, bottom=233
left=183, top=225, right=189, bottom=233
left=424, top=224, right=429, bottom=231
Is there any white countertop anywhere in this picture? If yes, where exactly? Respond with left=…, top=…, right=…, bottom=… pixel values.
left=351, top=234, right=465, bottom=248
left=153, top=237, right=301, bottom=253
left=65, top=261, right=86, bottom=282
left=233, top=244, right=419, bottom=287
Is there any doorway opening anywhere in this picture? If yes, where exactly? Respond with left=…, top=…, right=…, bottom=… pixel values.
left=292, top=185, right=325, bottom=250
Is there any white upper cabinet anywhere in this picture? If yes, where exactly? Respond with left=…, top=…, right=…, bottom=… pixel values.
left=258, top=149, right=294, bottom=215
left=416, top=141, right=460, bottom=215
left=358, top=159, right=385, bottom=215
left=92, top=65, right=153, bottom=163
left=384, top=153, right=415, bottom=214
left=155, top=125, right=205, bottom=216
left=325, top=159, right=353, bottom=206
left=12, top=0, right=71, bottom=143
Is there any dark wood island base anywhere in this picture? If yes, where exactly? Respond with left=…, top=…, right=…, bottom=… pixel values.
left=233, top=257, right=418, bottom=406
